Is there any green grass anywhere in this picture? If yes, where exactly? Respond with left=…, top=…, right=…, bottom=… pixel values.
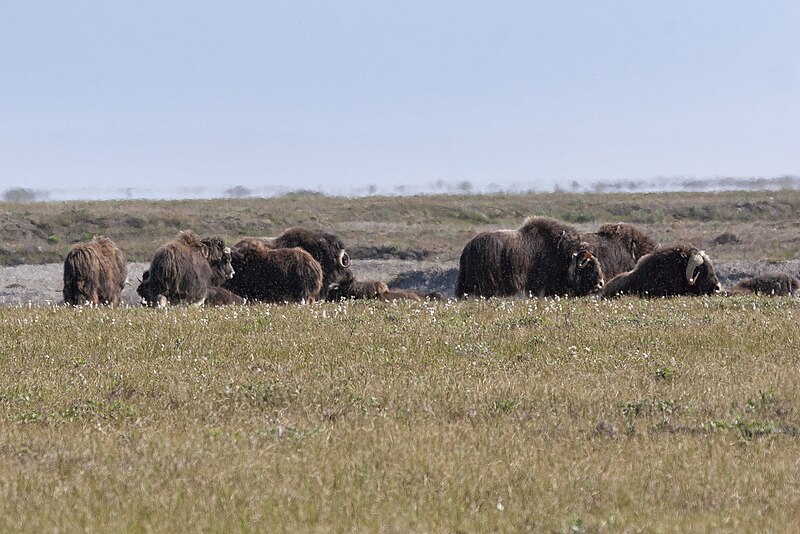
left=2, top=296, right=800, bottom=531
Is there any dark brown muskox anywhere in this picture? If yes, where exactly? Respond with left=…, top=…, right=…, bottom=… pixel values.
left=63, top=236, right=127, bottom=306
left=580, top=223, right=657, bottom=279
left=222, top=239, right=323, bottom=303
left=455, top=217, right=604, bottom=298
left=600, top=244, right=722, bottom=298
left=248, top=227, right=351, bottom=300
left=327, top=273, right=389, bottom=301
left=729, top=273, right=800, bottom=296
left=141, top=231, right=234, bottom=307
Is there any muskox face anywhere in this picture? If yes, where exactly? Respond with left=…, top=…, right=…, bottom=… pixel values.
left=203, top=240, right=235, bottom=285
left=136, top=269, right=153, bottom=306
left=568, top=249, right=605, bottom=296
left=685, top=250, right=722, bottom=295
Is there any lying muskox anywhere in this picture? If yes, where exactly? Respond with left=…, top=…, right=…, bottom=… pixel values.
left=222, top=238, right=323, bottom=303
left=729, top=273, right=800, bottom=296
left=600, top=244, right=722, bottom=298
left=328, top=272, right=444, bottom=302
left=63, top=236, right=127, bottom=306
left=327, top=274, right=389, bottom=301
left=252, top=227, right=351, bottom=300
left=138, top=270, right=244, bottom=306
left=455, top=217, right=604, bottom=298
left=140, top=231, right=234, bottom=307
left=580, top=223, right=657, bottom=279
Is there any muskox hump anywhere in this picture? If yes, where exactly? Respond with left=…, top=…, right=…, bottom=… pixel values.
left=63, top=236, right=127, bottom=306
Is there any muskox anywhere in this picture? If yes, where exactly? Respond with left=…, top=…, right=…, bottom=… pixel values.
left=141, top=231, right=234, bottom=307
left=222, top=239, right=323, bottom=303
left=455, top=217, right=604, bottom=298
left=63, top=236, right=127, bottom=306
left=600, top=244, right=722, bottom=298
left=138, top=269, right=244, bottom=306
left=729, top=273, right=800, bottom=296
left=246, top=228, right=351, bottom=299
left=327, top=273, right=389, bottom=301
left=205, top=286, right=246, bottom=306
left=580, top=223, right=657, bottom=279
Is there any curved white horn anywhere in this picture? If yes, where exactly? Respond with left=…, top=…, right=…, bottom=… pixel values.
left=686, top=253, right=704, bottom=285
left=339, top=250, right=350, bottom=268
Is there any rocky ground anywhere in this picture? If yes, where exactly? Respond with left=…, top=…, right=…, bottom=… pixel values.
left=1, top=259, right=798, bottom=307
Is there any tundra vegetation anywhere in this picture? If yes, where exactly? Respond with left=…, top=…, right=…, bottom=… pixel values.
left=0, top=191, right=799, bottom=530
left=1, top=296, right=800, bottom=531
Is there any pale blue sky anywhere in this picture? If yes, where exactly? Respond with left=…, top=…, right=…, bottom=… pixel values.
left=1, top=1, right=798, bottom=197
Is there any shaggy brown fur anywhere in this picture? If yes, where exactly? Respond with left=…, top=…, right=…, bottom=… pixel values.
left=142, top=231, right=233, bottom=307
left=223, top=239, right=323, bottom=303
left=205, top=286, right=245, bottom=306
left=729, top=273, right=800, bottom=296
left=63, top=236, right=127, bottom=306
left=455, top=217, right=604, bottom=298
left=251, top=227, right=351, bottom=300
left=580, top=223, right=657, bottom=279
left=327, top=273, right=389, bottom=301
left=600, top=244, right=722, bottom=298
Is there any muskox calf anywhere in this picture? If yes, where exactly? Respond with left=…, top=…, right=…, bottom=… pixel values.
left=205, top=286, right=246, bottom=306
left=63, top=236, right=127, bottom=306
left=223, top=239, right=323, bottom=303
left=142, top=231, right=234, bottom=307
left=455, top=217, right=604, bottom=298
left=327, top=273, right=389, bottom=301
left=729, top=273, right=800, bottom=296
left=600, top=244, right=722, bottom=298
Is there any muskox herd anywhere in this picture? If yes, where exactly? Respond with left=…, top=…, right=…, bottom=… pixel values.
left=455, top=216, right=796, bottom=299
left=62, top=226, right=432, bottom=307
left=62, top=217, right=799, bottom=307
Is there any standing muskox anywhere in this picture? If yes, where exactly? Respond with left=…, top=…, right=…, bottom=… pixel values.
left=222, top=238, right=323, bottom=303
left=245, top=227, right=351, bottom=300
left=455, top=217, right=604, bottom=298
left=140, top=231, right=234, bottom=307
left=729, top=273, right=800, bottom=296
left=580, top=223, right=657, bottom=279
left=63, top=236, right=127, bottom=306
left=600, top=244, right=722, bottom=298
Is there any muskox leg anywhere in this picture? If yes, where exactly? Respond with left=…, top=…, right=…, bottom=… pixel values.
left=156, top=294, right=169, bottom=308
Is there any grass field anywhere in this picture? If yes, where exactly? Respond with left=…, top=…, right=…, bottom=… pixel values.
left=2, top=295, right=800, bottom=531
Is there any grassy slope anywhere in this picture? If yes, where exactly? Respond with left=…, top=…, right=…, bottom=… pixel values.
left=1, top=190, right=799, bottom=265
left=2, top=297, right=800, bottom=531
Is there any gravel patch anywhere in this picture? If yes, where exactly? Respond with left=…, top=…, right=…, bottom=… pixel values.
left=1, top=259, right=797, bottom=307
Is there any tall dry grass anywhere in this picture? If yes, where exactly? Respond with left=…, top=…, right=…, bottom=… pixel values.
left=1, top=296, right=799, bottom=531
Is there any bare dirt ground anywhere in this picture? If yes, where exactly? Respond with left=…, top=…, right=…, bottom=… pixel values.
left=1, top=258, right=798, bottom=307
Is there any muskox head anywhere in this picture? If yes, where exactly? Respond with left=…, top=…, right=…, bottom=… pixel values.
left=202, top=238, right=235, bottom=285
left=136, top=269, right=153, bottom=306
left=568, top=247, right=605, bottom=296
left=684, top=250, right=722, bottom=295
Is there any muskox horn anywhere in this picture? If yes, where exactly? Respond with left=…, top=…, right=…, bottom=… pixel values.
left=686, top=253, right=704, bottom=285
left=339, top=250, right=350, bottom=268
